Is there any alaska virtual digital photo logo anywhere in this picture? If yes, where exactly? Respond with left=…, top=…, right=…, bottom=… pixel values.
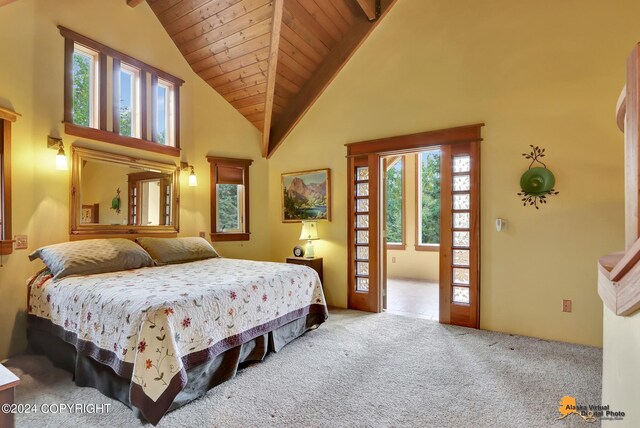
left=557, top=396, right=626, bottom=423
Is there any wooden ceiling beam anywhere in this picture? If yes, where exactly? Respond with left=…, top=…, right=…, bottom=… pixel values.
left=261, top=0, right=284, bottom=157
left=266, top=0, right=397, bottom=158
left=355, top=0, right=377, bottom=20
left=127, top=0, right=146, bottom=7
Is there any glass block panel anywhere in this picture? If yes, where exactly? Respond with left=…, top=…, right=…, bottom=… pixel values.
left=453, top=249, right=470, bottom=266
left=356, top=277, right=369, bottom=292
left=453, top=175, right=471, bottom=191
left=356, top=167, right=369, bottom=181
left=453, top=155, right=471, bottom=173
left=356, top=182, right=369, bottom=197
left=356, top=198, right=369, bottom=213
left=357, top=262, right=369, bottom=276
left=453, top=268, right=470, bottom=285
left=356, top=246, right=369, bottom=260
left=453, top=194, right=470, bottom=210
left=356, top=215, right=369, bottom=228
left=453, top=231, right=470, bottom=247
left=453, top=212, right=470, bottom=229
left=453, top=286, right=470, bottom=304
left=357, top=230, right=369, bottom=244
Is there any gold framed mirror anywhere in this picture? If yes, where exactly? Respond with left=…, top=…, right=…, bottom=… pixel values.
left=70, top=146, right=180, bottom=237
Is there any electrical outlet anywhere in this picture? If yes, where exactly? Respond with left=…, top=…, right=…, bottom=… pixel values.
left=199, top=232, right=206, bottom=239
left=14, top=235, right=28, bottom=250
left=562, top=299, right=572, bottom=313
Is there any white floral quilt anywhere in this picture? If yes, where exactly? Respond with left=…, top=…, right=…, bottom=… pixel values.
left=27, top=257, right=327, bottom=423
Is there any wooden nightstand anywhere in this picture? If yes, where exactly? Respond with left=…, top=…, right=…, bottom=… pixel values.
left=286, top=257, right=323, bottom=284
left=0, top=364, right=20, bottom=428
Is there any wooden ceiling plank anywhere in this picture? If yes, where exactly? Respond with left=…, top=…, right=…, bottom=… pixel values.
left=206, top=60, right=268, bottom=86
left=244, top=111, right=265, bottom=122
left=177, top=3, right=272, bottom=55
left=148, top=0, right=183, bottom=17
left=261, top=0, right=284, bottom=156
left=313, top=0, right=350, bottom=35
left=267, top=0, right=397, bottom=157
left=327, top=0, right=359, bottom=24
left=127, top=0, right=146, bottom=8
left=281, top=11, right=329, bottom=57
left=184, top=18, right=271, bottom=64
left=252, top=120, right=265, bottom=130
left=295, top=0, right=343, bottom=42
left=218, top=46, right=270, bottom=74
left=237, top=103, right=266, bottom=116
left=198, top=64, right=225, bottom=80
left=223, top=82, right=267, bottom=102
left=274, top=76, right=301, bottom=97
left=172, top=0, right=269, bottom=45
left=215, top=71, right=267, bottom=95
left=191, top=32, right=272, bottom=72
left=283, top=0, right=335, bottom=50
left=275, top=61, right=307, bottom=87
left=164, top=0, right=242, bottom=35
left=154, top=0, right=209, bottom=24
left=278, top=37, right=320, bottom=75
left=354, top=0, right=376, bottom=20
left=276, top=48, right=313, bottom=80
left=231, top=93, right=267, bottom=109
left=280, top=21, right=326, bottom=64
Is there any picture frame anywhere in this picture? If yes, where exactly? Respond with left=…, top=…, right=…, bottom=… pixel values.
left=81, top=203, right=99, bottom=224
left=281, top=168, right=331, bottom=222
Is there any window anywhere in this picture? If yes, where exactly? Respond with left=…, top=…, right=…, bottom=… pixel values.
left=385, top=156, right=404, bottom=248
left=118, top=63, right=140, bottom=138
left=0, top=107, right=17, bottom=255
left=60, top=26, right=184, bottom=157
left=72, top=44, right=99, bottom=128
left=207, top=156, right=253, bottom=241
left=416, top=150, right=441, bottom=250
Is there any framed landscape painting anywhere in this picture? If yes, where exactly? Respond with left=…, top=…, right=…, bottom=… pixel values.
left=282, top=169, right=331, bottom=222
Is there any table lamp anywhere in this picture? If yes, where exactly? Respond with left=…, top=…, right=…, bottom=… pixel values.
left=299, top=221, right=319, bottom=258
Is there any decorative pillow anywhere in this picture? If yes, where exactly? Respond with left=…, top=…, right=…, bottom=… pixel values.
left=29, top=238, right=154, bottom=280
left=136, top=237, right=219, bottom=265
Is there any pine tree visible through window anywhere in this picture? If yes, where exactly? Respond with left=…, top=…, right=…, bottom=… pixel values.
left=72, top=46, right=97, bottom=127
left=419, top=150, right=441, bottom=245
left=385, top=158, right=403, bottom=244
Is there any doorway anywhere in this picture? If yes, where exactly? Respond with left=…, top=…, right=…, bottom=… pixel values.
left=346, top=124, right=482, bottom=328
left=384, top=151, right=441, bottom=320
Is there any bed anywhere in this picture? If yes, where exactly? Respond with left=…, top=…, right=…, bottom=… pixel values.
left=26, top=238, right=328, bottom=425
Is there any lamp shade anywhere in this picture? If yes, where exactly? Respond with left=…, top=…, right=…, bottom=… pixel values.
left=56, top=147, right=68, bottom=171
left=188, top=168, right=198, bottom=187
left=299, top=221, right=318, bottom=240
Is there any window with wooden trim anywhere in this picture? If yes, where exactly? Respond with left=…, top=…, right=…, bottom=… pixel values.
left=416, top=150, right=441, bottom=251
left=207, top=156, right=253, bottom=242
left=60, top=26, right=184, bottom=157
left=0, top=107, right=18, bottom=256
left=385, top=156, right=405, bottom=249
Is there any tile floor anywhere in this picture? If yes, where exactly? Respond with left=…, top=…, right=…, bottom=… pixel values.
left=386, top=278, right=439, bottom=320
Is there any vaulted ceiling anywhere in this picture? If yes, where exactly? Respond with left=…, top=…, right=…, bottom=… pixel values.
left=143, top=0, right=396, bottom=157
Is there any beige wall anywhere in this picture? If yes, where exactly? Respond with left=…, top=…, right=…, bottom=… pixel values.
left=386, top=155, right=439, bottom=282
left=267, top=0, right=640, bottom=348
left=81, top=161, right=130, bottom=225
left=0, top=0, right=270, bottom=359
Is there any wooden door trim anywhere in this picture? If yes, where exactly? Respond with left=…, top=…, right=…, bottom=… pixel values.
left=346, top=124, right=483, bottom=326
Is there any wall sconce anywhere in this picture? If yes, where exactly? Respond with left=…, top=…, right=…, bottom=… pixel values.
left=180, top=162, right=197, bottom=187
left=47, top=136, right=68, bottom=171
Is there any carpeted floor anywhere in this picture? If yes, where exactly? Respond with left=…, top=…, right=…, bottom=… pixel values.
left=6, top=309, right=602, bottom=428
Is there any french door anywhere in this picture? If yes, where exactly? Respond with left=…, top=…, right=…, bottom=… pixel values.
left=346, top=125, right=482, bottom=328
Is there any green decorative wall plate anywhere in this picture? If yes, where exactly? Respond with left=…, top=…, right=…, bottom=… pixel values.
left=520, top=167, right=555, bottom=196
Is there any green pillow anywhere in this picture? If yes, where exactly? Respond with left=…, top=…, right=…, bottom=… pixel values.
left=136, top=237, right=219, bottom=265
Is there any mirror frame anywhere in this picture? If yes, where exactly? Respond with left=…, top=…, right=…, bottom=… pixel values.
left=70, top=145, right=180, bottom=237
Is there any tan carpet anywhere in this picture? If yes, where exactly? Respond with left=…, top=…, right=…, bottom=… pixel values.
left=6, top=309, right=601, bottom=427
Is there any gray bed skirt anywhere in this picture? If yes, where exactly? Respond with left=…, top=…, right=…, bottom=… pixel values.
left=27, top=311, right=326, bottom=424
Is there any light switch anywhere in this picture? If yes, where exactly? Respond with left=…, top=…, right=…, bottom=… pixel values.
left=14, top=235, right=28, bottom=250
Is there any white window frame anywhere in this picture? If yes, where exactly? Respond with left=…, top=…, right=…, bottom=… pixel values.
left=215, top=184, right=244, bottom=233
left=119, top=62, right=141, bottom=138
left=73, top=43, right=100, bottom=128
left=157, top=78, right=175, bottom=147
